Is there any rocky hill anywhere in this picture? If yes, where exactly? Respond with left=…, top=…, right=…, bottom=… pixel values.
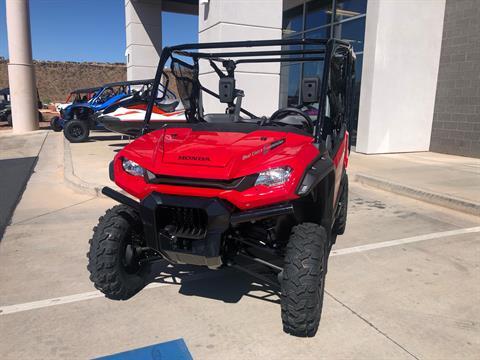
left=0, top=58, right=126, bottom=103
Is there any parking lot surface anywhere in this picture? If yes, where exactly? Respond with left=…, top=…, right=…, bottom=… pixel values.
left=0, top=133, right=479, bottom=359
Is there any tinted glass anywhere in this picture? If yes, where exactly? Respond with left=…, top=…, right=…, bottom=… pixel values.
left=305, top=26, right=330, bottom=39
left=303, top=60, right=324, bottom=79
left=286, top=63, right=301, bottom=106
left=335, top=0, right=367, bottom=22
left=305, top=0, right=333, bottom=30
left=302, top=60, right=324, bottom=115
left=171, top=59, right=195, bottom=111
left=350, top=53, right=363, bottom=146
left=282, top=33, right=303, bottom=58
left=333, top=17, right=365, bottom=53
left=283, top=1, right=303, bottom=35
left=303, top=26, right=330, bottom=57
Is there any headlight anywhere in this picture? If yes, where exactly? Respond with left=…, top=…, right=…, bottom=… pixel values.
left=122, top=158, right=144, bottom=177
left=255, top=166, right=292, bottom=187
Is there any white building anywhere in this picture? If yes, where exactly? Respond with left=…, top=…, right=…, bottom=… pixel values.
left=126, top=0, right=456, bottom=155
left=7, top=0, right=476, bottom=157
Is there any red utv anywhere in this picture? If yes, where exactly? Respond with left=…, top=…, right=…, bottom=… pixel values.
left=87, top=38, right=355, bottom=337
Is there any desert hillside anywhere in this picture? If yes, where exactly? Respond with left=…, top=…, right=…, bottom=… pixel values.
left=0, top=57, right=126, bottom=103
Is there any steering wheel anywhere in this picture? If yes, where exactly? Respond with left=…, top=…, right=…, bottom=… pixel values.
left=266, top=107, right=314, bottom=133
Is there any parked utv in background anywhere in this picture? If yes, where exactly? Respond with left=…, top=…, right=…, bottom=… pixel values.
left=55, top=86, right=101, bottom=113
left=98, top=82, right=186, bottom=137
left=0, top=88, right=10, bottom=123
left=51, top=86, right=102, bottom=131
left=88, top=38, right=355, bottom=337
left=0, top=87, right=44, bottom=126
left=59, top=80, right=154, bottom=143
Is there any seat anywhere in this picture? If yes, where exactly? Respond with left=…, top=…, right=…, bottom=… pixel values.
left=274, top=114, right=314, bottom=132
left=155, top=100, right=179, bottom=113
left=203, top=113, right=238, bottom=123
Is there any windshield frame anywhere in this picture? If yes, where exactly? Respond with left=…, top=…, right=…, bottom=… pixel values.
left=144, top=38, right=353, bottom=144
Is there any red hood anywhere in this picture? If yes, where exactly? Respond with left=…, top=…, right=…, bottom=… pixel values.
left=119, top=126, right=315, bottom=179
left=162, top=127, right=287, bottom=167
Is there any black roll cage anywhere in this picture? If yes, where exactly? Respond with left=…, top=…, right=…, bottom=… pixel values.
left=144, top=38, right=354, bottom=144
left=70, top=86, right=102, bottom=95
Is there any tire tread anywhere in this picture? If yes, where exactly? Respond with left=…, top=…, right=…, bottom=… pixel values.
left=87, top=205, right=144, bottom=300
left=281, top=223, right=328, bottom=337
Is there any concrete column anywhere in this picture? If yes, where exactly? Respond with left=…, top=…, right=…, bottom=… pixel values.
left=198, top=0, right=283, bottom=115
left=125, top=0, right=162, bottom=80
left=356, top=0, right=446, bottom=154
left=6, top=0, right=38, bottom=133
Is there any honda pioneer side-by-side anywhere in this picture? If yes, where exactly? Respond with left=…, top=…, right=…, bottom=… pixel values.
left=87, top=38, right=355, bottom=337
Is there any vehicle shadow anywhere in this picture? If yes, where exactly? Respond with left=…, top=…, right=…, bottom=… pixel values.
left=108, top=143, right=130, bottom=148
left=88, top=135, right=127, bottom=142
left=143, top=260, right=280, bottom=305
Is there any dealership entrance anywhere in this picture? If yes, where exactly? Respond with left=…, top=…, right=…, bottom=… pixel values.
left=125, top=0, right=451, bottom=156
left=280, top=0, right=367, bottom=145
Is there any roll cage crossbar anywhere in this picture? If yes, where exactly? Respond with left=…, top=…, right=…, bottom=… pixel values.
left=70, top=87, right=102, bottom=95
left=103, top=79, right=155, bottom=88
left=144, top=38, right=353, bottom=144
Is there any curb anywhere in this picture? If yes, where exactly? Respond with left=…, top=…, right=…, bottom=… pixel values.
left=63, top=138, right=104, bottom=197
left=355, top=173, right=480, bottom=217
left=0, top=129, right=50, bottom=138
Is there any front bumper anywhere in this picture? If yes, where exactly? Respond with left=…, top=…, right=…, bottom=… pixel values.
left=102, top=187, right=294, bottom=267
left=141, top=192, right=231, bottom=267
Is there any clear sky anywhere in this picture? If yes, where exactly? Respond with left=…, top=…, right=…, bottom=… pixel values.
left=0, top=0, right=198, bottom=63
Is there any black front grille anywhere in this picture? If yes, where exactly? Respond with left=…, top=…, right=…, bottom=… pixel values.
left=146, top=172, right=258, bottom=191
left=157, top=205, right=208, bottom=240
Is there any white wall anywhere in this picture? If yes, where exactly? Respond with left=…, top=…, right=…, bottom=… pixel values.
left=125, top=0, right=162, bottom=80
left=198, top=0, right=283, bottom=115
left=356, top=0, right=446, bottom=154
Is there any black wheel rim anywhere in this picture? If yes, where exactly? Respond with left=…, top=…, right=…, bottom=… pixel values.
left=122, top=229, right=145, bottom=274
left=69, top=124, right=83, bottom=138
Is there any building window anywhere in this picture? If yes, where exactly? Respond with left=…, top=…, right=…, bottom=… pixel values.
left=305, top=0, right=332, bottom=30
left=280, top=0, right=367, bottom=145
left=333, top=16, right=365, bottom=53
left=335, top=0, right=367, bottom=22
left=282, top=1, right=304, bottom=36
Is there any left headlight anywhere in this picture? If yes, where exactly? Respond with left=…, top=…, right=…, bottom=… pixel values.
left=122, top=158, right=145, bottom=177
left=255, top=166, right=292, bottom=187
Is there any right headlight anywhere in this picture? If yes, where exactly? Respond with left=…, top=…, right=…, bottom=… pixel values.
left=122, top=158, right=145, bottom=177
left=255, top=166, right=292, bottom=187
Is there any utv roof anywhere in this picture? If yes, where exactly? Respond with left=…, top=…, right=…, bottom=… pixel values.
left=165, top=38, right=350, bottom=59
left=71, top=86, right=102, bottom=94
left=103, top=79, right=155, bottom=88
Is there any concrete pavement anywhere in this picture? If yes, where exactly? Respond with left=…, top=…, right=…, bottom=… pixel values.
left=63, top=132, right=128, bottom=196
left=0, top=131, right=479, bottom=359
left=0, top=131, right=48, bottom=237
left=350, top=152, right=480, bottom=215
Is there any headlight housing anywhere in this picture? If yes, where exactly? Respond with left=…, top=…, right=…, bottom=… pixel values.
left=122, top=158, right=145, bottom=177
left=255, top=166, right=292, bottom=187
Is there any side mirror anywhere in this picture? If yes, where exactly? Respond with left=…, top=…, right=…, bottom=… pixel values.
left=219, top=77, right=235, bottom=103
left=302, top=77, right=320, bottom=104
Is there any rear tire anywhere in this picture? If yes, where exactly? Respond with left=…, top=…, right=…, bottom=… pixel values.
left=87, top=205, right=146, bottom=300
left=333, top=174, right=348, bottom=235
left=50, top=116, right=62, bottom=132
left=7, top=113, right=12, bottom=127
left=281, top=223, right=328, bottom=337
left=63, top=119, right=90, bottom=142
